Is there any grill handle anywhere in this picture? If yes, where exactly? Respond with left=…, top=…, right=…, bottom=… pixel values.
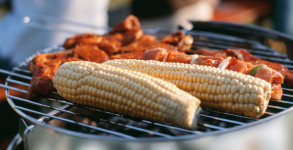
left=6, top=134, right=23, bottom=150
left=189, top=21, right=293, bottom=59
left=19, top=118, right=34, bottom=150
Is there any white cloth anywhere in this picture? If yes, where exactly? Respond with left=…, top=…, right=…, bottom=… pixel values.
left=0, top=0, right=109, bottom=65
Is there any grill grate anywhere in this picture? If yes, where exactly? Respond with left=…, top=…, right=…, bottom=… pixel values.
left=1, top=29, right=293, bottom=140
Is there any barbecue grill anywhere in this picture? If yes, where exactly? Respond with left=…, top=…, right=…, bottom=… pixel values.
left=2, top=18, right=293, bottom=150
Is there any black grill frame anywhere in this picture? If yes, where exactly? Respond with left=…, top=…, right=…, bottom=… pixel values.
left=2, top=22, right=293, bottom=142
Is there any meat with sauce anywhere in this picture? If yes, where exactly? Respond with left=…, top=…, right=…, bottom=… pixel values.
left=27, top=45, right=108, bottom=98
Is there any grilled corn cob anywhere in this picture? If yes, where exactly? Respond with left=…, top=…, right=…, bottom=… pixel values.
left=52, top=61, right=201, bottom=129
left=104, top=59, right=272, bottom=118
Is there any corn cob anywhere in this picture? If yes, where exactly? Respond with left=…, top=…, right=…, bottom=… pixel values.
left=52, top=61, right=201, bottom=130
left=104, top=59, right=272, bottom=118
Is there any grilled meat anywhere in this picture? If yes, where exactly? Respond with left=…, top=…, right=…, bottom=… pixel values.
left=195, top=49, right=293, bottom=86
left=110, top=35, right=179, bottom=59
left=27, top=46, right=108, bottom=98
left=161, top=30, right=193, bottom=52
left=28, top=15, right=192, bottom=99
left=27, top=14, right=290, bottom=101
left=63, top=15, right=143, bottom=55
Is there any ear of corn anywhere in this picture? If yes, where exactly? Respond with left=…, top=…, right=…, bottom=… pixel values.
left=103, top=59, right=272, bottom=118
left=53, top=61, right=201, bottom=130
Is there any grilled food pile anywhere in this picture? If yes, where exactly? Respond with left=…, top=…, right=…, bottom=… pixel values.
left=27, top=15, right=193, bottom=99
left=27, top=15, right=293, bottom=129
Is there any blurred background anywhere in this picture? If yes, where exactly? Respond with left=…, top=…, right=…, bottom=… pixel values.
left=0, top=0, right=293, bottom=149
left=110, top=0, right=292, bottom=34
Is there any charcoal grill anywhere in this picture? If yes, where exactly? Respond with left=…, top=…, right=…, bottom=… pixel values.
left=2, top=20, right=293, bottom=150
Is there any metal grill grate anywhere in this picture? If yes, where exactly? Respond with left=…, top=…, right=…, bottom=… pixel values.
left=1, top=28, right=293, bottom=140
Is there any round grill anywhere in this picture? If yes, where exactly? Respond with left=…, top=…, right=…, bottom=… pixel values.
left=2, top=22, right=293, bottom=142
